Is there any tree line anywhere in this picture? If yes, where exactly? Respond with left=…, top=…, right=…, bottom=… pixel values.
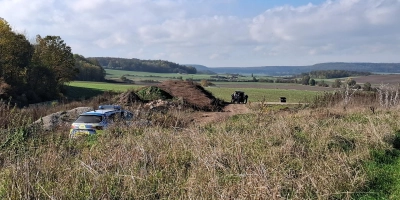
left=299, top=70, right=372, bottom=79
left=0, top=19, right=105, bottom=106
left=74, top=55, right=105, bottom=82
left=311, top=62, right=400, bottom=73
left=93, top=57, right=197, bottom=74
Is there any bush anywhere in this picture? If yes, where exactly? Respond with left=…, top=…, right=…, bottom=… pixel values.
left=136, top=86, right=172, bottom=101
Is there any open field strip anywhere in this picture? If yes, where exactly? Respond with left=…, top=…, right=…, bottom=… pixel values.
left=105, top=69, right=214, bottom=80
left=68, top=81, right=140, bottom=91
left=69, top=81, right=320, bottom=103
left=206, top=87, right=319, bottom=103
left=105, top=69, right=262, bottom=81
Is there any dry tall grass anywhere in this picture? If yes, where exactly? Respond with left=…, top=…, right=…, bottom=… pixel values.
left=1, top=91, right=400, bottom=199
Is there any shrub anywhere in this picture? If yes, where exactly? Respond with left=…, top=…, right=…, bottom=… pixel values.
left=136, top=86, right=172, bottom=101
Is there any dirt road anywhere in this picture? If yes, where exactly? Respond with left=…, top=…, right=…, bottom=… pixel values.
left=191, top=103, right=251, bottom=125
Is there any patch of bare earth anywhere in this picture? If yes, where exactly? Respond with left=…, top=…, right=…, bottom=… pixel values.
left=32, top=107, right=93, bottom=131
left=351, top=74, right=400, bottom=85
left=190, top=103, right=251, bottom=125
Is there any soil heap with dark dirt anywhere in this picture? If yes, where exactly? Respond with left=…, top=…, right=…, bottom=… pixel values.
left=157, top=80, right=225, bottom=111
left=136, top=86, right=173, bottom=101
left=114, top=90, right=142, bottom=106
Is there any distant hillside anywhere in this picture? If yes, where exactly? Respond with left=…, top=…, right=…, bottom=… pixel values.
left=91, top=57, right=197, bottom=74
left=209, top=66, right=308, bottom=76
left=91, top=57, right=400, bottom=76
left=185, top=64, right=216, bottom=74
left=310, top=62, right=400, bottom=73
left=201, top=62, right=400, bottom=76
left=185, top=64, right=209, bottom=71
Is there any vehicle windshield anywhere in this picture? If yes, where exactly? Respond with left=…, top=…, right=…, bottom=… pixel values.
left=123, top=111, right=134, bottom=120
left=74, top=115, right=103, bottom=123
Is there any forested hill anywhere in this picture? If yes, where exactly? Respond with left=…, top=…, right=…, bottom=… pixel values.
left=310, top=62, right=400, bottom=73
left=92, top=57, right=197, bottom=74
left=200, top=62, right=400, bottom=75
left=208, top=66, right=307, bottom=76
left=90, top=56, right=400, bottom=75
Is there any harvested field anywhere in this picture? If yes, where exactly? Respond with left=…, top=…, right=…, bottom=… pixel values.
left=351, top=74, right=400, bottom=85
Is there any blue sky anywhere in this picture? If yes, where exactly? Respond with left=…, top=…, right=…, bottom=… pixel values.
left=1, top=0, right=399, bottom=67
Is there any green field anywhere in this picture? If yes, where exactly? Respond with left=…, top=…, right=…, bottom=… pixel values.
left=68, top=69, right=330, bottom=102
left=66, top=81, right=140, bottom=100
left=105, top=69, right=261, bottom=82
left=68, top=81, right=320, bottom=103
left=68, top=81, right=139, bottom=91
left=207, top=87, right=317, bottom=102
left=106, top=69, right=214, bottom=80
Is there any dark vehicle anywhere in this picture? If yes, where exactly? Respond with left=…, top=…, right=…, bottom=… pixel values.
left=231, top=91, right=248, bottom=104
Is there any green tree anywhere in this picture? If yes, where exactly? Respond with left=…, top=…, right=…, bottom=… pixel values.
left=26, top=61, right=57, bottom=101
left=332, top=79, right=342, bottom=88
left=354, top=84, right=361, bottom=89
left=363, top=82, right=372, bottom=91
left=120, top=75, right=128, bottom=82
left=301, top=75, right=310, bottom=85
left=317, top=80, right=329, bottom=87
left=0, top=19, right=34, bottom=99
left=345, top=78, right=356, bottom=87
left=74, top=54, right=105, bottom=81
left=309, top=78, right=316, bottom=86
left=34, top=35, right=77, bottom=92
left=0, top=20, right=78, bottom=104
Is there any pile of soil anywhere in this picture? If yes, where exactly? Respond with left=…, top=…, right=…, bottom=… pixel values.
left=157, top=80, right=225, bottom=111
left=144, top=99, right=181, bottom=111
left=114, top=90, right=142, bottom=106
left=136, top=86, right=173, bottom=101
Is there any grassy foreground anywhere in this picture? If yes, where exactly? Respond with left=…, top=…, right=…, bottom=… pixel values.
left=1, top=90, right=400, bottom=199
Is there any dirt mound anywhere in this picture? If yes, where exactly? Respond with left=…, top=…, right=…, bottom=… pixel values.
left=144, top=99, right=181, bottom=111
left=136, top=86, right=173, bottom=101
left=114, top=90, right=142, bottom=106
left=32, top=107, right=92, bottom=131
left=157, top=80, right=225, bottom=111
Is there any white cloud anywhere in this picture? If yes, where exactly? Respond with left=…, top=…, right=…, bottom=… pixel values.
left=1, top=0, right=400, bottom=66
left=248, top=0, right=400, bottom=59
left=209, top=52, right=231, bottom=60
left=138, top=15, right=249, bottom=47
left=94, top=32, right=129, bottom=48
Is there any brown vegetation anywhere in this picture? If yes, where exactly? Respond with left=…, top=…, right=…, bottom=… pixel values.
left=114, top=90, right=142, bottom=106
left=1, top=83, right=400, bottom=199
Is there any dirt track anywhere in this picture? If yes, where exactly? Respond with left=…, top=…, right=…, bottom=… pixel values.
left=191, top=103, right=251, bottom=125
